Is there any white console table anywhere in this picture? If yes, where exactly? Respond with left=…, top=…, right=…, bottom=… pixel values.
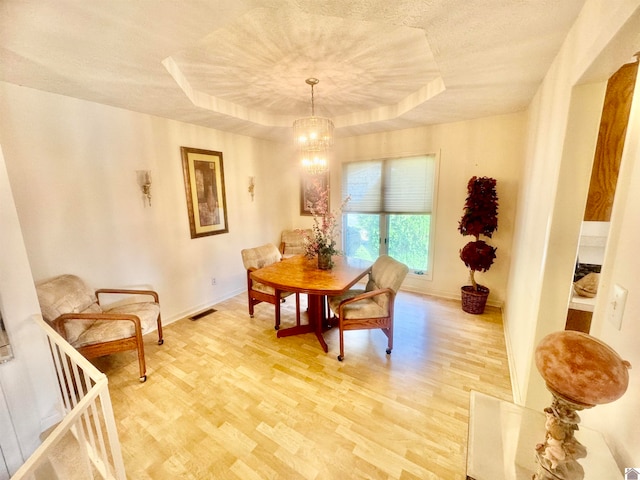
left=466, top=391, right=621, bottom=480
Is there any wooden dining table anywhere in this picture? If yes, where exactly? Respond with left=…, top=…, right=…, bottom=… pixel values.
left=250, top=255, right=372, bottom=352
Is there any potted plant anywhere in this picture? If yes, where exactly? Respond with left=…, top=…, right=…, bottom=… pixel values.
left=458, top=176, right=498, bottom=314
left=301, top=180, right=350, bottom=270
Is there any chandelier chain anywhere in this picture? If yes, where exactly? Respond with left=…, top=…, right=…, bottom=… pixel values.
left=310, top=83, right=315, bottom=116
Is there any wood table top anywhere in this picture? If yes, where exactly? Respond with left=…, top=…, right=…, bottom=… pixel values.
left=250, top=255, right=372, bottom=296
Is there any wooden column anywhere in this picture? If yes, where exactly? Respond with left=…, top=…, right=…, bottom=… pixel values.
left=584, top=60, right=638, bottom=221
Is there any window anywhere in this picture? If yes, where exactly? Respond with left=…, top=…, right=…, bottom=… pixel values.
left=342, top=154, right=437, bottom=276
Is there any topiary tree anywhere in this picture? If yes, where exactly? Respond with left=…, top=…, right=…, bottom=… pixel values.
left=458, top=176, right=498, bottom=291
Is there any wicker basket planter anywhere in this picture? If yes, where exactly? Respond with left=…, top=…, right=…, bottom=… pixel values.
left=461, top=285, right=490, bottom=314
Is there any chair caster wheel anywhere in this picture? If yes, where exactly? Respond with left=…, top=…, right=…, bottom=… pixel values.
left=158, top=339, right=164, bottom=345
left=386, top=348, right=392, bottom=354
left=250, top=314, right=254, bottom=318
left=139, top=375, right=147, bottom=383
left=275, top=325, right=279, bottom=330
left=337, top=355, right=343, bottom=361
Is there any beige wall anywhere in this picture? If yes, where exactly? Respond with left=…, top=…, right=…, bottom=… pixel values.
left=335, top=115, right=525, bottom=306
left=0, top=85, right=527, bottom=315
left=0, top=82, right=296, bottom=323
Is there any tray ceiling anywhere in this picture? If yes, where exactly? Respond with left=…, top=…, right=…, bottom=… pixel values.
left=0, top=0, right=589, bottom=142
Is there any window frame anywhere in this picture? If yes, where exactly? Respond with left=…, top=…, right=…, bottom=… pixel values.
left=340, top=153, right=439, bottom=280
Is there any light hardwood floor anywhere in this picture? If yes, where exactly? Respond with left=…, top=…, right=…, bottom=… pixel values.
left=92, top=290, right=513, bottom=480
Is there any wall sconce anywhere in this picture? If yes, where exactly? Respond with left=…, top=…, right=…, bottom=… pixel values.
left=248, top=176, right=255, bottom=201
left=136, top=170, right=152, bottom=206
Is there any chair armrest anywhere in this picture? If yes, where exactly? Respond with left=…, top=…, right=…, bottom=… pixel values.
left=95, top=288, right=159, bottom=304
left=53, top=312, right=143, bottom=339
left=337, top=288, right=396, bottom=320
left=338, top=288, right=394, bottom=307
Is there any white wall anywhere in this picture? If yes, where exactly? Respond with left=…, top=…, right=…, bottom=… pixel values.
left=0, top=82, right=296, bottom=324
left=0, top=145, right=60, bottom=472
left=504, top=0, right=640, bottom=469
left=335, top=114, right=525, bottom=306
left=583, top=66, right=640, bottom=468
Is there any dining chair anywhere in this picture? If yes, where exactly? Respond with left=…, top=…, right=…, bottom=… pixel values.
left=328, top=254, right=408, bottom=361
left=35, top=274, right=163, bottom=382
left=279, top=229, right=312, bottom=258
left=241, top=243, right=300, bottom=329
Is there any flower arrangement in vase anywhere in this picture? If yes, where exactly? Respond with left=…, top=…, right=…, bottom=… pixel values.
left=458, top=176, right=498, bottom=314
left=301, top=180, right=350, bottom=270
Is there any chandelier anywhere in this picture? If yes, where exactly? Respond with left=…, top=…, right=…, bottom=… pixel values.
left=293, top=78, right=334, bottom=175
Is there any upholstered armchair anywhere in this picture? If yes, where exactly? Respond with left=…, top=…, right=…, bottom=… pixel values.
left=241, top=243, right=300, bottom=329
left=328, top=255, right=408, bottom=361
left=35, top=274, right=163, bottom=382
left=279, top=229, right=312, bottom=258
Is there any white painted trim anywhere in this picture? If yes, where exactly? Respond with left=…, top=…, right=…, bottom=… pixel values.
left=0, top=377, right=23, bottom=476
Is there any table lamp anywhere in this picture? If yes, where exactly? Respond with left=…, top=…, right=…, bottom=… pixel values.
left=533, top=331, right=631, bottom=480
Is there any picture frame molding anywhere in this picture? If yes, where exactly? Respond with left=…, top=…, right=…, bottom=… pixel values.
left=180, top=146, right=229, bottom=238
left=300, top=171, right=329, bottom=216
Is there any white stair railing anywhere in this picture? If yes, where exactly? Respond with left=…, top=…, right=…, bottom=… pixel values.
left=11, top=316, right=126, bottom=480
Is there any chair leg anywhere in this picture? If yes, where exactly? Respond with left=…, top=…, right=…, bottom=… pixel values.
left=156, top=314, right=164, bottom=345
left=383, top=324, right=393, bottom=354
left=274, top=291, right=281, bottom=330
left=248, top=294, right=255, bottom=318
left=295, top=293, right=301, bottom=326
left=337, top=318, right=345, bottom=361
left=246, top=273, right=255, bottom=318
left=136, top=341, right=147, bottom=382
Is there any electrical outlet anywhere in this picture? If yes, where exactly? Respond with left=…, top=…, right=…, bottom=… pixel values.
left=211, top=277, right=217, bottom=286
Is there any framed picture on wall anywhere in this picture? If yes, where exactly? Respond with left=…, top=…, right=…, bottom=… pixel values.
left=180, top=147, right=229, bottom=238
left=300, top=172, right=329, bottom=216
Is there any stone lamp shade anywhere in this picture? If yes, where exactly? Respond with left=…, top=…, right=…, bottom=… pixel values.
left=533, top=331, right=631, bottom=480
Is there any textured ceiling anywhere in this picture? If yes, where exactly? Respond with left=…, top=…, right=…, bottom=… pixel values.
left=0, top=0, right=592, bottom=142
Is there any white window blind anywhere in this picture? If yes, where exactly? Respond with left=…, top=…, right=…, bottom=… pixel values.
left=343, top=155, right=436, bottom=213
